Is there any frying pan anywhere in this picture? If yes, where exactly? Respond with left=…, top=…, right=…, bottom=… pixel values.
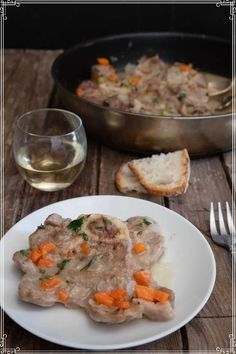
left=52, top=32, right=232, bottom=156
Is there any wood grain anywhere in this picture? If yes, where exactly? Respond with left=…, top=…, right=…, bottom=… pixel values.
left=4, top=49, right=25, bottom=85
left=167, top=156, right=232, bottom=318
left=4, top=313, right=70, bottom=351
left=4, top=49, right=99, bottom=352
left=178, top=209, right=232, bottom=318
left=222, top=151, right=233, bottom=185
left=3, top=49, right=233, bottom=353
left=4, top=50, right=61, bottom=232
left=168, top=155, right=232, bottom=213
left=132, top=330, right=183, bottom=351
left=187, top=317, right=232, bottom=351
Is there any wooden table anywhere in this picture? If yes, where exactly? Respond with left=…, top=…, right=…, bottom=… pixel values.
left=3, top=49, right=233, bottom=353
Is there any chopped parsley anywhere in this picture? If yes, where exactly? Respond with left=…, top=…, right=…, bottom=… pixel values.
left=104, top=219, right=112, bottom=225
left=177, top=92, right=186, bottom=101
left=137, top=231, right=143, bottom=235
left=67, top=217, right=84, bottom=233
left=37, top=224, right=45, bottom=230
left=20, top=249, right=29, bottom=257
left=81, top=256, right=99, bottom=271
left=57, top=259, right=71, bottom=271
left=82, top=232, right=89, bottom=241
left=143, top=218, right=152, bottom=225
left=135, top=222, right=143, bottom=227
left=135, top=219, right=152, bottom=227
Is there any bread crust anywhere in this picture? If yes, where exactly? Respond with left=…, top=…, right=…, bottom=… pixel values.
left=115, top=163, right=128, bottom=194
left=115, top=162, right=148, bottom=194
left=128, top=149, right=190, bottom=197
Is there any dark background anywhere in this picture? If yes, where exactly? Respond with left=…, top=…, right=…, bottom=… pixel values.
left=5, top=4, right=231, bottom=49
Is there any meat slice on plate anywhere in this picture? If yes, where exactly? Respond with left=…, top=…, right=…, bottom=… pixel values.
left=126, top=216, right=165, bottom=268
left=13, top=213, right=175, bottom=323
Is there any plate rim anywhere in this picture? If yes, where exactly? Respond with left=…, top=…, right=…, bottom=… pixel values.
left=2, top=195, right=216, bottom=350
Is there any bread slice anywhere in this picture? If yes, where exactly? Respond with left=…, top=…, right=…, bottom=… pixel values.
left=128, top=149, right=190, bottom=197
left=115, top=162, right=148, bottom=194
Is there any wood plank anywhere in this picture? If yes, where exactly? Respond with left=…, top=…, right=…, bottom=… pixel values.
left=4, top=314, right=70, bottom=351
left=168, top=155, right=232, bottom=213
left=4, top=49, right=61, bottom=232
left=222, top=151, right=233, bottom=185
left=168, top=156, right=232, bottom=317
left=4, top=49, right=233, bottom=353
left=3, top=49, right=64, bottom=352
left=132, top=330, right=183, bottom=351
left=187, top=317, right=232, bottom=352
left=4, top=49, right=25, bottom=85
left=4, top=49, right=101, bottom=352
left=179, top=210, right=232, bottom=318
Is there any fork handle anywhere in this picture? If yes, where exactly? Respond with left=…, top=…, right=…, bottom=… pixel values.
left=231, top=253, right=236, bottom=266
left=230, top=246, right=236, bottom=266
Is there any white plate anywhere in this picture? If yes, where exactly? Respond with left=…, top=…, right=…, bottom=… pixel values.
left=1, top=195, right=216, bottom=350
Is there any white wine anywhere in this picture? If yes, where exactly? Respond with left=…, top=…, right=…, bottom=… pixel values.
left=15, top=141, right=86, bottom=191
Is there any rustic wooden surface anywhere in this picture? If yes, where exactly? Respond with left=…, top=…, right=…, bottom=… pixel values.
left=3, top=49, right=233, bottom=353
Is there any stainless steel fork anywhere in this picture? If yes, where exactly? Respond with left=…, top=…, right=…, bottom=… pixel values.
left=210, top=202, right=235, bottom=252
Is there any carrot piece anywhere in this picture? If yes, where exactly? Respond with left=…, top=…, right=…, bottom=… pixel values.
left=133, top=242, right=146, bottom=254
left=134, top=270, right=151, bottom=286
left=97, top=57, right=110, bottom=66
left=153, top=289, right=169, bottom=303
left=114, top=300, right=130, bottom=309
left=179, top=64, right=191, bottom=73
left=37, top=258, right=55, bottom=267
left=135, top=284, right=154, bottom=302
left=94, top=292, right=114, bottom=307
left=108, top=289, right=127, bottom=300
left=108, top=75, right=118, bottom=83
left=41, top=277, right=62, bottom=290
left=76, top=87, right=84, bottom=96
left=39, top=242, right=57, bottom=257
left=58, top=290, right=69, bottom=302
left=30, top=249, right=42, bottom=264
left=129, top=75, right=141, bottom=85
left=81, top=242, right=91, bottom=256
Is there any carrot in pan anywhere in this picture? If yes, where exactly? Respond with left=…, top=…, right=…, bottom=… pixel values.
left=97, top=57, right=110, bottom=66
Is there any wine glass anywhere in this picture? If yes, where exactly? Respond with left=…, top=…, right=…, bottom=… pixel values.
left=13, top=108, right=87, bottom=192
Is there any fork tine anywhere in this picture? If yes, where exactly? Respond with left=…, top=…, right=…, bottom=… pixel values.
left=226, top=202, right=235, bottom=235
left=218, top=202, right=228, bottom=235
left=210, top=202, right=218, bottom=235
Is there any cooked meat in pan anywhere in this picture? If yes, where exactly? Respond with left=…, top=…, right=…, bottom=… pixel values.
left=13, top=213, right=174, bottom=323
left=76, top=55, right=220, bottom=116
